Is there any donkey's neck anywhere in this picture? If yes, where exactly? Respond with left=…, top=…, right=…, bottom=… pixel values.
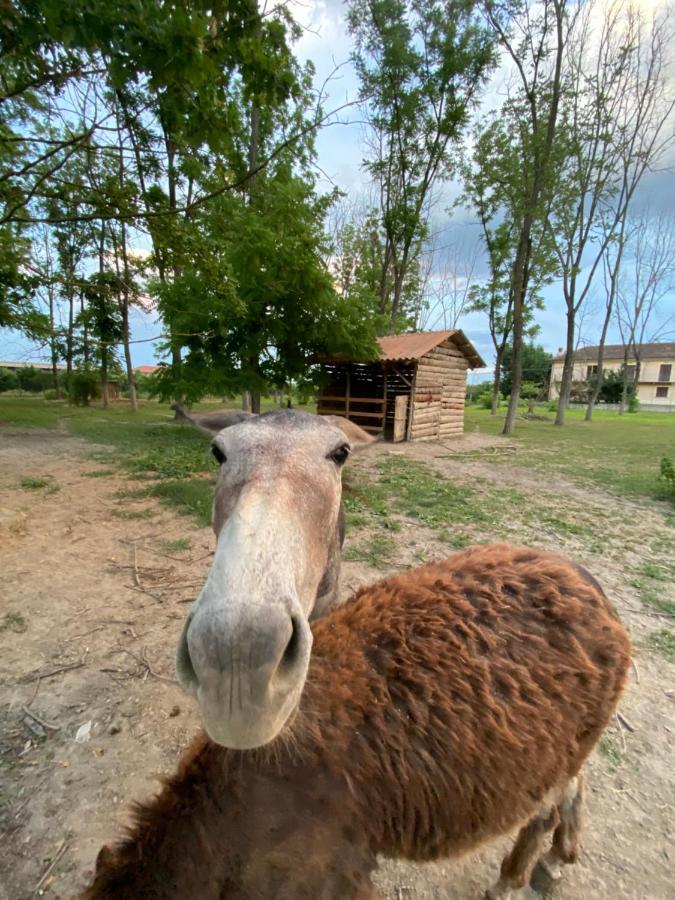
left=311, top=499, right=345, bottom=620
left=83, top=734, right=375, bottom=899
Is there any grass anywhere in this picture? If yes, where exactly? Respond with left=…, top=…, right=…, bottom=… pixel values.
left=147, top=480, right=213, bottom=528
left=111, top=507, right=155, bottom=520
left=465, top=406, right=675, bottom=504
left=344, top=455, right=507, bottom=539
left=160, top=537, right=192, bottom=553
left=598, top=732, right=623, bottom=767
left=344, top=534, right=396, bottom=569
left=644, top=629, right=675, bottom=663
left=629, top=560, right=675, bottom=616
left=20, top=475, right=59, bottom=493
left=0, top=612, right=27, bottom=633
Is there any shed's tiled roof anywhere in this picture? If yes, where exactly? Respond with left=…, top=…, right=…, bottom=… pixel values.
left=377, top=330, right=485, bottom=368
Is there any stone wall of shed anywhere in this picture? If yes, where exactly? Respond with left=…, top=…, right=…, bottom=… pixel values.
left=410, top=340, right=468, bottom=441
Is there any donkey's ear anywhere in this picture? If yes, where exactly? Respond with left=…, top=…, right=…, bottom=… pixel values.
left=185, top=410, right=257, bottom=436
left=320, top=415, right=381, bottom=451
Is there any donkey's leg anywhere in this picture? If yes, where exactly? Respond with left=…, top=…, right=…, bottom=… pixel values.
left=539, top=774, right=585, bottom=880
left=485, top=805, right=560, bottom=900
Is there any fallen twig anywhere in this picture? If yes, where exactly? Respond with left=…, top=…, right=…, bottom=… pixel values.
left=125, top=584, right=164, bottom=604
left=132, top=541, right=141, bottom=588
left=33, top=838, right=68, bottom=895
left=21, top=705, right=61, bottom=732
left=115, top=647, right=177, bottom=684
left=617, top=712, right=636, bottom=734
left=17, top=659, right=85, bottom=685
left=631, top=659, right=640, bottom=684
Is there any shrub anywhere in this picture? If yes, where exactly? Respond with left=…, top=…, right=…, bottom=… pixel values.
left=43, top=388, right=61, bottom=400
left=16, top=366, right=53, bottom=393
left=0, top=368, right=19, bottom=392
left=660, top=458, right=675, bottom=494
left=68, top=368, right=100, bottom=406
left=547, top=398, right=558, bottom=412
left=628, top=394, right=640, bottom=413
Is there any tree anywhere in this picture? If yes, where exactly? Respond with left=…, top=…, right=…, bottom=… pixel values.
left=348, top=0, right=495, bottom=331
left=615, top=212, right=675, bottom=410
left=483, top=0, right=569, bottom=435
left=416, top=232, right=480, bottom=332
left=501, top=343, right=552, bottom=398
left=462, top=112, right=557, bottom=416
left=80, top=272, right=124, bottom=407
left=550, top=0, right=675, bottom=425
left=585, top=4, right=675, bottom=420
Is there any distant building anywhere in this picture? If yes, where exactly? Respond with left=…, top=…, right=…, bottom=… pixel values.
left=135, top=365, right=160, bottom=375
left=549, top=342, right=675, bottom=407
left=0, top=360, right=66, bottom=371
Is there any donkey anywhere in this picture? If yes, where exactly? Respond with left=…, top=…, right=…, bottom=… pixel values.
left=79, top=544, right=631, bottom=900
left=176, top=409, right=373, bottom=748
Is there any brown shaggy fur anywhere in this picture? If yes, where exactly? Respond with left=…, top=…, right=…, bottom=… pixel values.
left=78, top=544, right=631, bottom=900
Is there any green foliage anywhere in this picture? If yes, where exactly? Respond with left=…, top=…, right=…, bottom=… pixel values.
left=590, top=368, right=635, bottom=404
left=68, top=368, right=100, bottom=406
left=348, top=0, right=495, bottom=329
left=627, top=394, right=640, bottom=413
left=0, top=368, right=19, bottom=392
left=660, top=458, right=675, bottom=493
left=501, top=343, right=551, bottom=397
left=15, top=366, right=52, bottom=393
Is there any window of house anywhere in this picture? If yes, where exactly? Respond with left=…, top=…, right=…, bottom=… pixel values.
left=586, top=365, right=598, bottom=379
left=656, top=386, right=669, bottom=399
left=658, top=364, right=672, bottom=382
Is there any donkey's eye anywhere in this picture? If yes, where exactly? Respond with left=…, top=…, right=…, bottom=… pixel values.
left=329, top=444, right=350, bottom=466
left=211, top=444, right=227, bottom=465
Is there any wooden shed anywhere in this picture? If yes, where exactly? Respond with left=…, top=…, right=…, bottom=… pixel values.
left=317, top=330, right=484, bottom=442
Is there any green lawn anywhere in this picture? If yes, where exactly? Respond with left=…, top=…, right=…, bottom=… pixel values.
left=0, top=396, right=314, bottom=526
left=1, top=397, right=673, bottom=520
left=465, top=406, right=675, bottom=505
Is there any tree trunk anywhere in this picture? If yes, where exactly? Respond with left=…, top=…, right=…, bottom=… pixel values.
left=502, top=224, right=532, bottom=435
left=120, top=224, right=138, bottom=412
left=48, top=283, right=60, bottom=395
left=66, top=284, right=74, bottom=378
left=585, top=301, right=613, bottom=421
left=242, top=391, right=252, bottom=412
left=491, top=353, right=503, bottom=416
left=619, top=346, right=630, bottom=414
left=101, top=348, right=109, bottom=408
left=554, top=307, right=576, bottom=426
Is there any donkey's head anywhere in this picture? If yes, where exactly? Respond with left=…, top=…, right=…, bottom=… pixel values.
left=176, top=410, right=366, bottom=749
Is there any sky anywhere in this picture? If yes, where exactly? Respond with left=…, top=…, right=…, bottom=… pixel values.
left=2, top=0, right=674, bottom=382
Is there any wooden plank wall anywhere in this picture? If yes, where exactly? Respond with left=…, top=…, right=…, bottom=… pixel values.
left=410, top=340, right=468, bottom=441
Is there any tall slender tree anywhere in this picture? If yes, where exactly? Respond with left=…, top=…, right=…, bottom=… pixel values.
left=348, top=0, right=495, bottom=332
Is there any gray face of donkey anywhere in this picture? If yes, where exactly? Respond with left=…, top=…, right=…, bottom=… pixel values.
left=176, top=410, right=353, bottom=749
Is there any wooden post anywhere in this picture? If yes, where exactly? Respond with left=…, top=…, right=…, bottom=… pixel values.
left=382, top=363, right=388, bottom=437
left=346, top=366, right=351, bottom=420
left=406, top=363, right=418, bottom=441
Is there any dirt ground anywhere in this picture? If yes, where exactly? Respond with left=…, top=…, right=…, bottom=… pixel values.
left=0, top=424, right=673, bottom=899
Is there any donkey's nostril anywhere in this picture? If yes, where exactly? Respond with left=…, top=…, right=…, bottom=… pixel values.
left=280, top=615, right=302, bottom=671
